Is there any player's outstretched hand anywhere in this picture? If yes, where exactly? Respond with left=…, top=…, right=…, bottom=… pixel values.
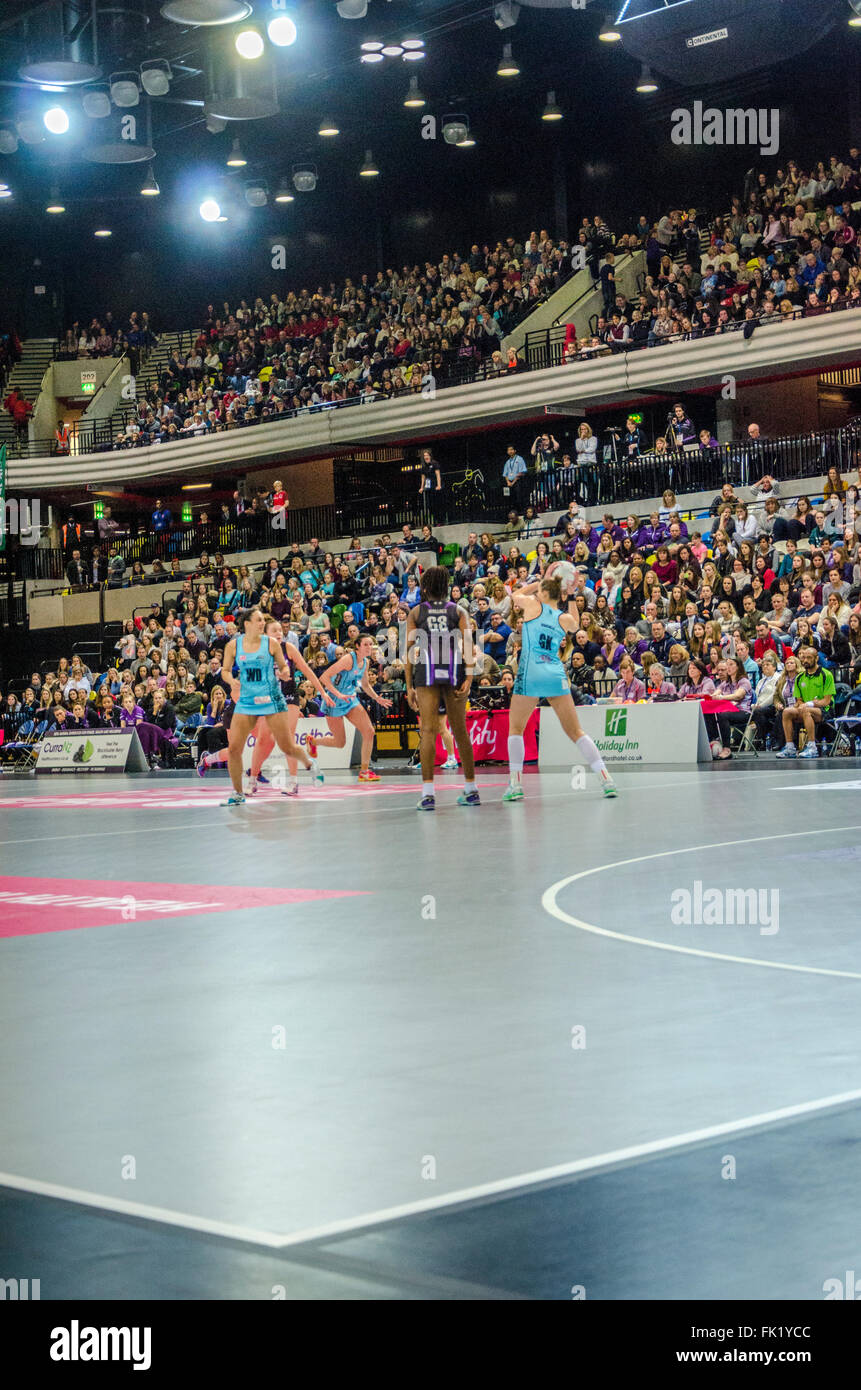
left=406, top=689, right=418, bottom=712
left=377, top=695, right=393, bottom=709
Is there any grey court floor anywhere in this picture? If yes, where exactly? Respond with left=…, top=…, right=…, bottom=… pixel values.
left=1, top=760, right=861, bottom=1300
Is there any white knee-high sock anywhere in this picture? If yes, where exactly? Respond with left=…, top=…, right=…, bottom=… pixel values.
left=576, top=733, right=610, bottom=779
left=508, top=735, right=525, bottom=778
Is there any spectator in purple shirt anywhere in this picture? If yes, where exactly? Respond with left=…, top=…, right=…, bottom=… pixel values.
left=677, top=658, right=716, bottom=699
left=612, top=656, right=647, bottom=702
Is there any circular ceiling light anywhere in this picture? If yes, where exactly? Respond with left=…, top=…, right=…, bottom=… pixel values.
left=267, top=15, right=297, bottom=46
left=86, top=141, right=155, bottom=163
left=161, top=0, right=251, bottom=24
left=336, top=0, right=368, bottom=16
left=200, top=198, right=221, bottom=221
left=360, top=38, right=383, bottom=51
left=82, top=88, right=111, bottom=118
left=541, top=90, right=563, bottom=121
left=381, top=44, right=404, bottom=57
left=0, top=130, right=19, bottom=154
left=0, top=189, right=12, bottom=199
left=403, top=76, right=426, bottom=107
left=599, top=19, right=622, bottom=42
left=226, top=138, right=247, bottom=166
left=401, top=36, right=424, bottom=50
left=360, top=51, right=384, bottom=63
left=244, top=181, right=267, bottom=206
left=456, top=131, right=476, bottom=147
left=19, top=60, right=101, bottom=86
left=94, top=228, right=112, bottom=237
left=497, top=43, right=519, bottom=77
left=359, top=149, right=379, bottom=177
left=235, top=28, right=264, bottom=59
left=403, top=48, right=425, bottom=61
left=636, top=65, right=658, bottom=92
left=318, top=117, right=339, bottom=136
left=43, top=106, right=69, bottom=134
left=140, top=165, right=160, bottom=195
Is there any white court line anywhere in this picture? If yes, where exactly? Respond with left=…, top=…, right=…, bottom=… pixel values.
left=542, top=824, right=861, bottom=980
left=5, top=1084, right=861, bottom=1249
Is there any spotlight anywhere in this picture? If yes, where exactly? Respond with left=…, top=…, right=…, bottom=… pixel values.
left=360, top=51, right=384, bottom=63
left=359, top=148, right=379, bottom=177
left=199, top=198, right=221, bottom=221
left=318, top=117, right=339, bottom=136
left=0, top=189, right=12, bottom=199
left=850, top=0, right=861, bottom=23
left=457, top=132, right=476, bottom=147
left=497, top=43, right=520, bottom=77
left=292, top=163, right=317, bottom=192
left=16, top=118, right=46, bottom=145
left=245, top=181, right=268, bottom=207
left=599, top=19, right=622, bottom=42
left=226, top=138, right=247, bottom=167
left=161, top=0, right=251, bottom=23
left=140, top=165, right=160, bottom=195
left=141, top=61, right=171, bottom=97
left=493, top=2, right=520, bottom=30
left=267, top=15, right=297, bottom=46
left=403, top=76, right=426, bottom=108
left=403, top=47, right=425, bottom=61
left=0, top=130, right=18, bottom=154
left=401, top=36, right=425, bottom=50
left=442, top=114, right=469, bottom=146
left=335, top=0, right=367, bottom=16
left=43, top=107, right=69, bottom=134
left=275, top=182, right=294, bottom=202
left=636, top=64, right=658, bottom=92
left=94, top=228, right=112, bottom=237
left=82, top=88, right=111, bottom=118
left=541, top=90, right=563, bottom=121
left=40, top=85, right=65, bottom=93
left=360, top=38, right=383, bottom=51
left=381, top=44, right=404, bottom=57
left=110, top=73, right=140, bottom=107
left=235, top=28, right=264, bottom=59
left=46, top=186, right=65, bottom=213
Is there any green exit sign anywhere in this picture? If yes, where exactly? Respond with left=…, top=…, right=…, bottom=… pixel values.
left=80, top=370, right=96, bottom=394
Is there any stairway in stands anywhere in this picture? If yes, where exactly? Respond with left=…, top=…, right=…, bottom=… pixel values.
left=0, top=338, right=57, bottom=453
left=129, top=328, right=203, bottom=409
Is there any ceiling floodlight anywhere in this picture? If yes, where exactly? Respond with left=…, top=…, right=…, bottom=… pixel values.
left=245, top=180, right=267, bottom=206
left=541, top=90, right=563, bottom=121
left=141, top=60, right=172, bottom=97
left=497, top=43, right=520, bottom=76
left=275, top=181, right=294, bottom=202
left=359, top=148, right=379, bottom=176
left=599, top=19, right=622, bottom=41
left=82, top=87, right=111, bottom=118
left=199, top=197, right=221, bottom=221
left=336, top=0, right=368, bottom=16
left=403, top=76, right=426, bottom=107
left=442, top=113, right=469, bottom=145
left=161, top=0, right=252, bottom=23
left=318, top=117, right=339, bottom=136
left=43, top=106, right=69, bottom=134
left=267, top=14, right=297, bottom=46
left=235, top=28, right=264, bottom=59
left=292, top=163, right=317, bottom=191
left=110, top=72, right=141, bottom=106
left=140, top=164, right=160, bottom=195
left=636, top=64, right=658, bottom=92
left=226, top=137, right=247, bottom=166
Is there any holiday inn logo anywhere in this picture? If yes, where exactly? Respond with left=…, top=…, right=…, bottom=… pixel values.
left=605, top=709, right=627, bottom=737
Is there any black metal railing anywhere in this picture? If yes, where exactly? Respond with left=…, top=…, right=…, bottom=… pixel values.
left=524, top=297, right=859, bottom=371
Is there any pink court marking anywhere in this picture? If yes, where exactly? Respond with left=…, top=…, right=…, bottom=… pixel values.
left=0, top=876, right=367, bottom=939
left=0, top=782, right=508, bottom=811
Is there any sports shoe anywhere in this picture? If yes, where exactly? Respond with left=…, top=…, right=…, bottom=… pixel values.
left=442, top=757, right=459, bottom=771
left=281, top=779, right=299, bottom=796
left=306, top=757, right=324, bottom=785
left=196, top=755, right=209, bottom=778
left=417, top=794, right=436, bottom=811
left=776, top=744, right=797, bottom=758
left=244, top=773, right=259, bottom=795
left=358, top=769, right=381, bottom=782
left=503, top=782, right=524, bottom=802
left=457, top=789, right=481, bottom=806
left=256, top=773, right=270, bottom=785
left=799, top=743, right=819, bottom=759
left=602, top=779, right=618, bottom=798
left=306, top=734, right=318, bottom=760
left=220, top=792, right=246, bottom=806
left=406, top=755, right=423, bottom=773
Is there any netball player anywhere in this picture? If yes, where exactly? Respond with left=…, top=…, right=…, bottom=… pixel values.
left=310, top=633, right=391, bottom=782
left=404, top=565, right=478, bottom=811
left=219, top=607, right=314, bottom=806
left=506, top=576, right=617, bottom=800
left=244, top=617, right=333, bottom=796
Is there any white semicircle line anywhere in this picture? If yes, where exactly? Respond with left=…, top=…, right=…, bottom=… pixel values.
left=542, top=824, right=861, bottom=981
